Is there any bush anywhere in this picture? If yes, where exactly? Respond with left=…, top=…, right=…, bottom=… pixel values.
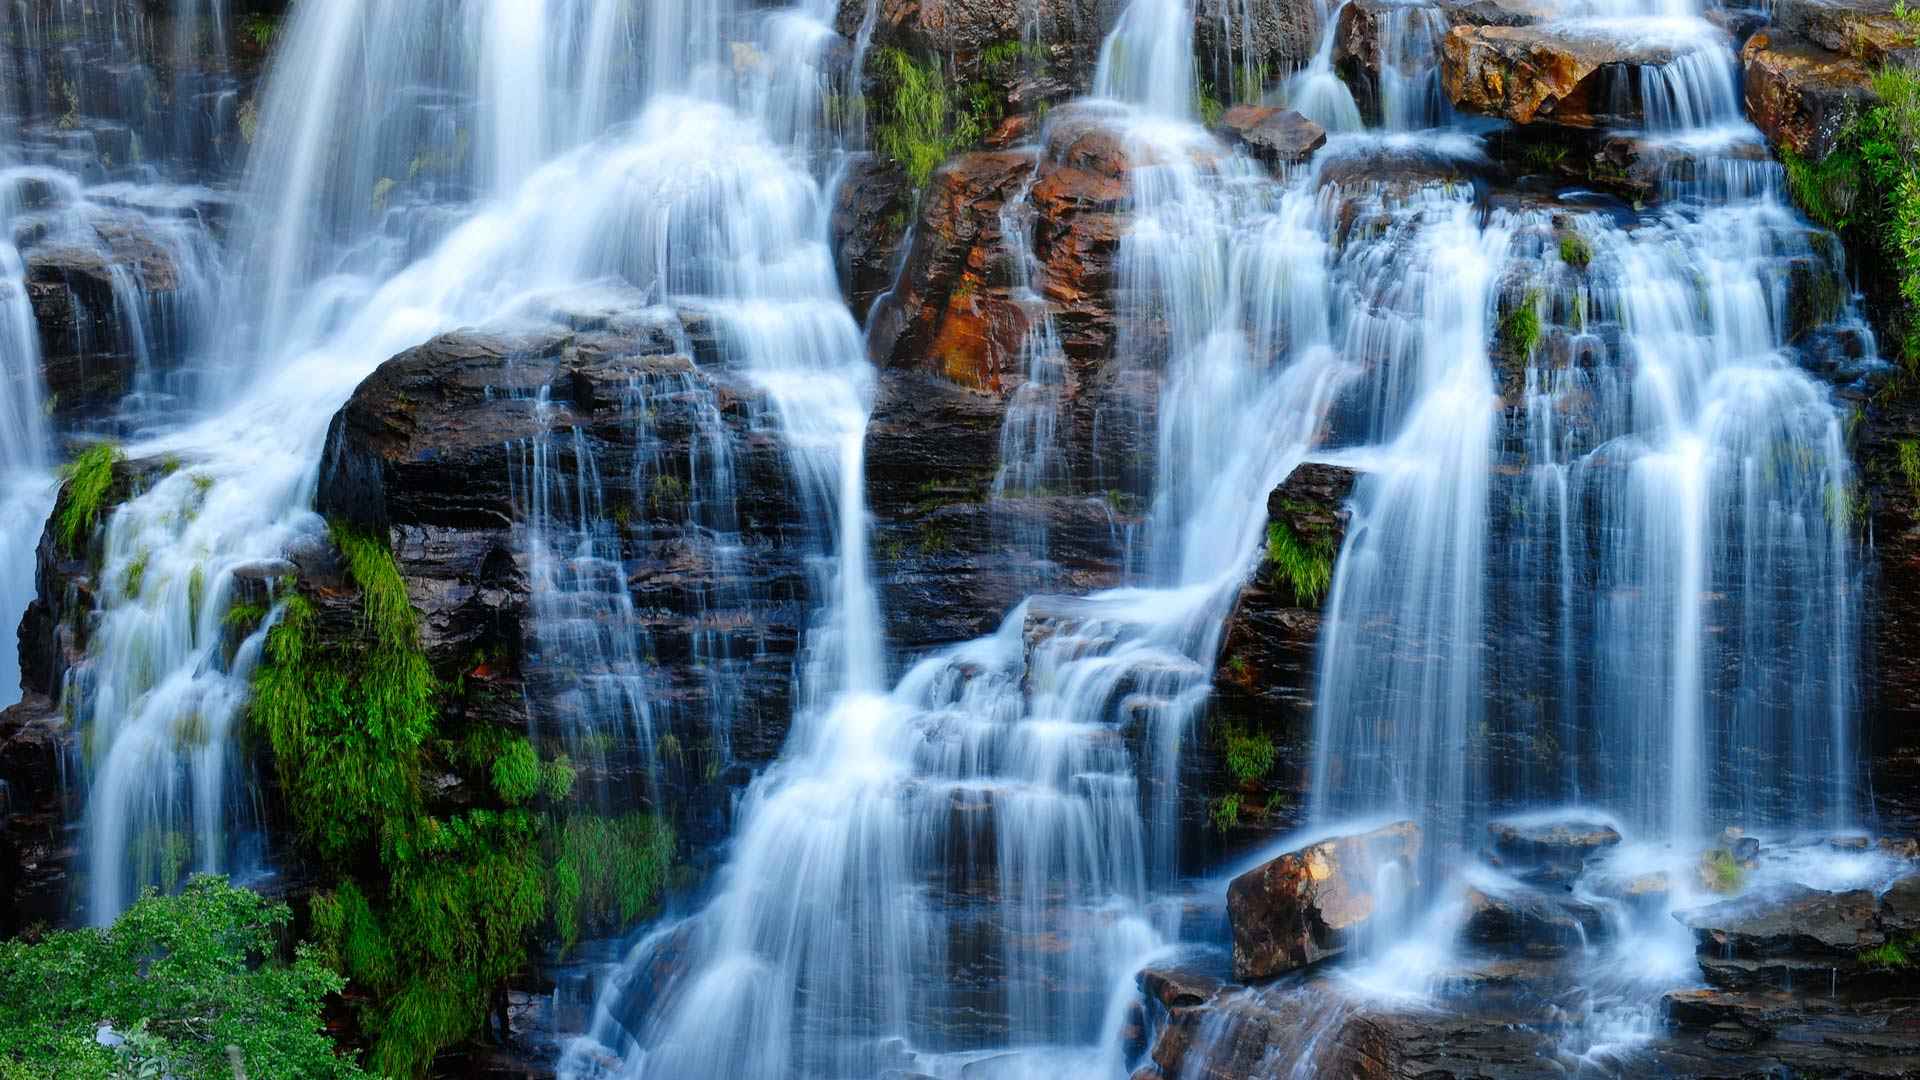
left=0, top=876, right=368, bottom=1079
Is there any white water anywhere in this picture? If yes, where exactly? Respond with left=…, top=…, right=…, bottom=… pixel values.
left=0, top=0, right=1880, bottom=1074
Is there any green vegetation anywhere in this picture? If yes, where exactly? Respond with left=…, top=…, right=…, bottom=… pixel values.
left=1901, top=439, right=1920, bottom=503
left=1558, top=231, right=1593, bottom=270
left=1223, top=726, right=1278, bottom=787
left=1861, top=935, right=1917, bottom=969
left=1782, top=68, right=1920, bottom=371
left=1265, top=517, right=1335, bottom=607
left=1500, top=290, right=1544, bottom=358
left=253, top=524, right=647, bottom=1076
left=547, top=813, right=675, bottom=955
left=1209, top=792, right=1242, bottom=834
left=649, top=474, right=687, bottom=517
left=55, top=442, right=121, bottom=553
left=121, top=550, right=149, bottom=600
left=0, top=876, right=368, bottom=1079
left=870, top=44, right=1034, bottom=191
left=242, top=14, right=276, bottom=50
left=1700, top=848, right=1746, bottom=894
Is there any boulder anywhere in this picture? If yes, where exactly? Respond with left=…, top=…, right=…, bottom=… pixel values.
left=1742, top=29, right=1876, bottom=158
left=1224, top=820, right=1421, bottom=981
left=1460, top=885, right=1608, bottom=958
left=1440, top=23, right=1700, bottom=128
left=1217, top=105, right=1327, bottom=169
left=1486, top=815, right=1621, bottom=866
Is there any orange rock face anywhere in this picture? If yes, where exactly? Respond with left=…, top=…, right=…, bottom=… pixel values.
left=1741, top=29, right=1876, bottom=158
left=1440, top=24, right=1684, bottom=128
left=1224, top=819, right=1422, bottom=981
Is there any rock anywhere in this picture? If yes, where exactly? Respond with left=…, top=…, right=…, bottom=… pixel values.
left=1195, top=0, right=1323, bottom=96
left=837, top=0, right=1104, bottom=117
left=23, top=214, right=189, bottom=424
left=1773, top=0, right=1913, bottom=64
left=832, top=154, right=913, bottom=323
left=1460, top=885, right=1608, bottom=958
left=1138, top=965, right=1225, bottom=1011
left=1440, top=23, right=1706, bottom=128
left=1677, top=885, right=1885, bottom=958
left=869, top=148, right=1038, bottom=391
left=1217, top=106, right=1327, bottom=169
left=1204, top=466, right=1356, bottom=854
left=1742, top=29, right=1876, bottom=158
left=0, top=694, right=76, bottom=935
left=1486, top=815, right=1621, bottom=866
left=1225, top=820, right=1421, bottom=981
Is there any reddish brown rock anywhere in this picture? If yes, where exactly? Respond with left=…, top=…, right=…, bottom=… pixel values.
left=1440, top=24, right=1689, bottom=128
left=1742, top=29, right=1877, bottom=158
left=1218, top=105, right=1327, bottom=168
left=1225, top=820, right=1421, bottom=981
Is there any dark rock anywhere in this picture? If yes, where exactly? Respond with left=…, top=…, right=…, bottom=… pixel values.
left=832, top=154, right=914, bottom=323
left=1195, top=0, right=1323, bottom=97
left=1773, top=0, right=1912, bottom=64
left=1460, top=885, right=1608, bottom=958
left=1217, top=106, right=1326, bottom=169
left=1676, top=885, right=1885, bottom=959
left=1225, top=819, right=1421, bottom=981
left=0, top=693, right=76, bottom=935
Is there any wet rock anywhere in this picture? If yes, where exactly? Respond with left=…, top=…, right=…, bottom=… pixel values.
left=0, top=693, right=76, bottom=935
left=1138, top=964, right=1225, bottom=1010
left=1225, top=819, right=1421, bottom=981
left=1677, top=885, right=1885, bottom=958
left=1203, top=466, right=1357, bottom=856
left=831, top=153, right=913, bottom=323
left=23, top=214, right=186, bottom=424
left=1217, top=106, right=1326, bottom=169
left=1195, top=0, right=1323, bottom=96
left=869, top=148, right=1037, bottom=391
left=1440, top=23, right=1700, bottom=128
left=1460, top=885, right=1608, bottom=958
left=1742, top=29, right=1876, bottom=158
left=1486, top=814, right=1621, bottom=866
left=837, top=0, right=1105, bottom=114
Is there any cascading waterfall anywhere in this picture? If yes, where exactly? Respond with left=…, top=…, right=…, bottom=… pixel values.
left=67, top=0, right=876, bottom=920
left=0, top=0, right=1887, bottom=1073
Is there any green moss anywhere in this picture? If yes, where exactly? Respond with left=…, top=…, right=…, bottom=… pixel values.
left=541, top=755, right=576, bottom=801
left=1901, top=439, right=1920, bottom=504
left=1501, top=290, right=1544, bottom=358
left=872, top=47, right=988, bottom=190
left=491, top=738, right=541, bottom=805
left=547, top=814, right=674, bottom=955
left=1222, top=726, right=1278, bottom=787
left=1861, top=935, right=1917, bottom=968
left=1701, top=848, right=1745, bottom=894
left=55, top=443, right=121, bottom=554
left=649, top=474, right=687, bottom=517
left=1558, top=231, right=1593, bottom=270
left=1209, top=793, right=1241, bottom=834
left=120, top=550, right=148, bottom=599
left=1265, top=519, right=1335, bottom=607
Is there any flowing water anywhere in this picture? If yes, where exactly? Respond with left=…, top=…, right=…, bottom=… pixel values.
left=0, top=0, right=1883, bottom=1073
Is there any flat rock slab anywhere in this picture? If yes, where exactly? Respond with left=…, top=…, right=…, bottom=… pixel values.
left=1225, top=820, right=1421, bottom=981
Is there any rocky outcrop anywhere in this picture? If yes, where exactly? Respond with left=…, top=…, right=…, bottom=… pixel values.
left=1460, top=885, right=1607, bottom=957
left=315, top=304, right=815, bottom=843
left=1673, top=880, right=1919, bottom=990
left=4, top=450, right=175, bottom=931
left=1217, top=106, right=1326, bottom=169
left=1201, top=466, right=1356, bottom=853
left=1742, top=29, right=1876, bottom=158
left=1225, top=819, right=1420, bottom=981
left=22, top=212, right=191, bottom=426
left=1440, top=24, right=1699, bottom=129
left=831, top=153, right=914, bottom=323
left=1774, top=0, right=1914, bottom=64
left=1195, top=0, right=1323, bottom=98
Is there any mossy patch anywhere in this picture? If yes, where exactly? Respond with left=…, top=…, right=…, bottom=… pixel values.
left=1265, top=514, right=1335, bottom=607
left=56, top=442, right=121, bottom=554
